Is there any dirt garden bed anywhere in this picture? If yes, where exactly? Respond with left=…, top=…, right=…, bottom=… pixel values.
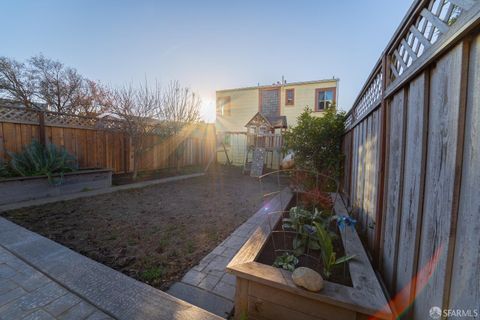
left=112, top=165, right=204, bottom=185
left=1, top=165, right=279, bottom=290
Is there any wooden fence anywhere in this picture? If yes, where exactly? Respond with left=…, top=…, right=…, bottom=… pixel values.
left=342, top=0, right=480, bottom=318
left=0, top=106, right=216, bottom=174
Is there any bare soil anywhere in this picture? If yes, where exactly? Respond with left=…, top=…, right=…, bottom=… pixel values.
left=112, top=165, right=204, bottom=185
left=1, top=165, right=279, bottom=290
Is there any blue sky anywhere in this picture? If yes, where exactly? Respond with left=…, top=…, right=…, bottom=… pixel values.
left=1, top=0, right=412, bottom=121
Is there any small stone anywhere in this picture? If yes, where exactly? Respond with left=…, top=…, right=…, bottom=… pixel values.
left=292, top=267, right=324, bottom=292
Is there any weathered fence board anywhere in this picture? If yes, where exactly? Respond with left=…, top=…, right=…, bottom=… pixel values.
left=350, top=126, right=358, bottom=206
left=381, top=89, right=406, bottom=291
left=341, top=131, right=352, bottom=193
left=394, top=72, right=428, bottom=307
left=363, top=116, right=372, bottom=235
left=413, top=43, right=463, bottom=319
left=367, top=109, right=380, bottom=252
left=357, top=122, right=367, bottom=224
left=447, top=33, right=480, bottom=313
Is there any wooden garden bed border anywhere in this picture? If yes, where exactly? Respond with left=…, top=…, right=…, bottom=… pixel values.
left=227, top=191, right=392, bottom=319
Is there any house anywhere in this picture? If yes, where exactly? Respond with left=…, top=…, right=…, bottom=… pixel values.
left=215, top=78, right=339, bottom=133
left=215, top=78, right=338, bottom=168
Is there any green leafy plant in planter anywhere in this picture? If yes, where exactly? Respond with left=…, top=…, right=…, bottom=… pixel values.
left=313, top=221, right=355, bottom=279
left=282, top=206, right=333, bottom=256
left=273, top=252, right=299, bottom=272
left=3, top=140, right=78, bottom=184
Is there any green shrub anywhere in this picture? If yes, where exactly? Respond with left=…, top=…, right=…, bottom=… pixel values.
left=2, top=140, right=78, bottom=181
left=284, top=107, right=345, bottom=179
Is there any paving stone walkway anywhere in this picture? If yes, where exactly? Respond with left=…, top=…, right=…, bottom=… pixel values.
left=0, top=218, right=221, bottom=320
left=167, top=195, right=282, bottom=318
left=0, top=245, right=113, bottom=320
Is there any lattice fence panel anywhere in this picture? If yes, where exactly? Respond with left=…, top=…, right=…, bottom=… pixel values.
left=43, top=111, right=124, bottom=130
left=0, top=106, right=40, bottom=125
left=389, top=0, right=475, bottom=80
left=346, top=71, right=383, bottom=130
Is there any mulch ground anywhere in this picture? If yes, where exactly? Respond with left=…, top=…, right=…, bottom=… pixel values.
left=1, top=165, right=279, bottom=290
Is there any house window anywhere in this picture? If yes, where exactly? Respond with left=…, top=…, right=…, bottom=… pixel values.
left=216, top=96, right=231, bottom=116
left=285, top=89, right=294, bottom=106
left=315, top=88, right=336, bottom=111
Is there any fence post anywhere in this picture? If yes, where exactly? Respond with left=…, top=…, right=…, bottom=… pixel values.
left=123, top=133, right=129, bottom=173
left=38, top=111, right=46, bottom=146
left=373, top=54, right=389, bottom=268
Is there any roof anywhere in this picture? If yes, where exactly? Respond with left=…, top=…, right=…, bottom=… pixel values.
left=217, top=78, right=339, bottom=93
left=265, top=115, right=287, bottom=128
left=245, top=112, right=287, bottom=129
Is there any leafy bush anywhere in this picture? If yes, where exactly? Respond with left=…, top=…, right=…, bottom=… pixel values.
left=1, top=140, right=78, bottom=181
left=284, top=107, right=345, bottom=179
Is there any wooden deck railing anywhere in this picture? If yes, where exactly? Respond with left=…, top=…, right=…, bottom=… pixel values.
left=342, top=0, right=480, bottom=318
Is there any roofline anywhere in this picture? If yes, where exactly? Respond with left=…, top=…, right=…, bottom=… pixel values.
left=216, top=78, right=339, bottom=93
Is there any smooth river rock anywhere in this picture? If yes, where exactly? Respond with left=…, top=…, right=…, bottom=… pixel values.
left=291, top=267, right=324, bottom=292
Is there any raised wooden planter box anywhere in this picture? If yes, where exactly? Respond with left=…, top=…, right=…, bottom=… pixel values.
left=227, top=191, right=392, bottom=320
left=0, top=169, right=112, bottom=205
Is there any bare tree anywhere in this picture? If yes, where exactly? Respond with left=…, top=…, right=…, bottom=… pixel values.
left=0, top=57, right=40, bottom=109
left=159, top=81, right=201, bottom=171
left=110, top=82, right=163, bottom=179
left=109, top=80, right=201, bottom=179
left=0, top=54, right=108, bottom=115
left=72, top=79, right=112, bottom=116
left=29, top=55, right=83, bottom=113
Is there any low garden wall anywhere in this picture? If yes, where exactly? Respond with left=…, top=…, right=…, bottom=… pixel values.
left=0, top=169, right=112, bottom=205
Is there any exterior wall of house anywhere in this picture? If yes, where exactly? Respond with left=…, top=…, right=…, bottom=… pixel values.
left=281, top=80, right=338, bottom=127
left=215, top=79, right=338, bottom=132
left=216, top=88, right=258, bottom=133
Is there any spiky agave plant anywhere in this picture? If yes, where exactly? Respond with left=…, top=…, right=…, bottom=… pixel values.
left=8, top=140, right=78, bottom=183
left=0, top=159, right=12, bottom=178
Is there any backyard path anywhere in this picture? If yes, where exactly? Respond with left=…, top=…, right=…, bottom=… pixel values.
left=167, top=187, right=292, bottom=318
left=0, top=244, right=113, bottom=320
left=0, top=217, right=221, bottom=320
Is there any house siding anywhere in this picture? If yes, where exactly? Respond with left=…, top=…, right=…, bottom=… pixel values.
left=216, top=79, right=338, bottom=132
